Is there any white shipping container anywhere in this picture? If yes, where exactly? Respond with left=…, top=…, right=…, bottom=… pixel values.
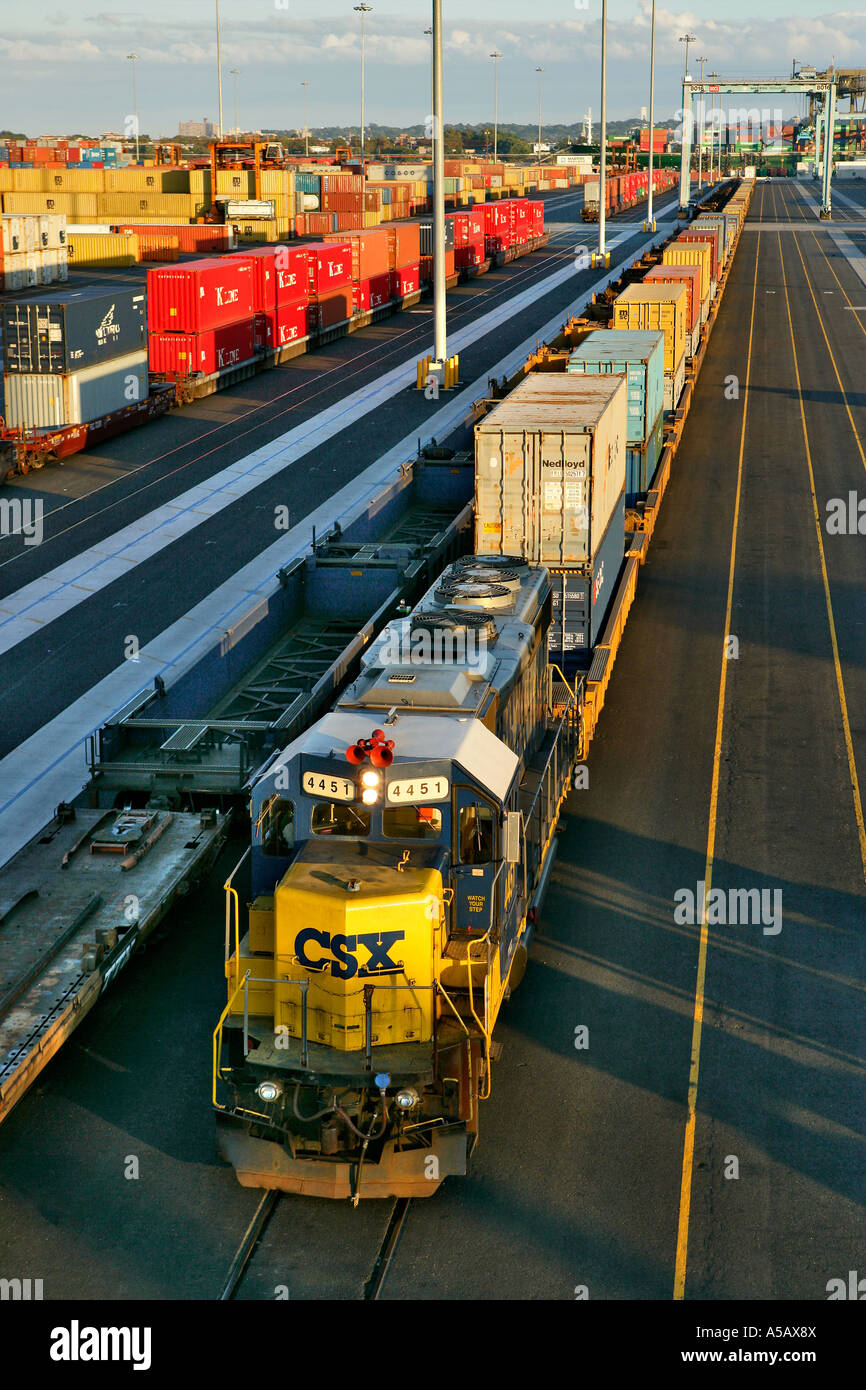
left=3, top=349, right=149, bottom=429
left=836, top=162, right=866, bottom=178
left=475, top=373, right=627, bottom=566
left=1, top=259, right=28, bottom=292
left=38, top=249, right=55, bottom=285
left=1, top=215, right=26, bottom=256
left=663, top=355, right=686, bottom=412
left=57, top=248, right=69, bottom=282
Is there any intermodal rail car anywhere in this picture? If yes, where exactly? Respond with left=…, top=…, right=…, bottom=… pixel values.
left=213, top=177, right=753, bottom=1201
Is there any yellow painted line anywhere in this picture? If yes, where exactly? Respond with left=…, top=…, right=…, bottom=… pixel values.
left=672, top=225, right=762, bottom=1302
left=786, top=233, right=866, bottom=476
left=808, top=225, right=866, bottom=339
left=777, top=233, right=866, bottom=882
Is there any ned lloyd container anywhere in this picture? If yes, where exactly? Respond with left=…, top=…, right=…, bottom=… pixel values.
left=612, top=283, right=687, bottom=377
left=547, top=491, right=626, bottom=673
left=3, top=348, right=149, bottom=428
left=2, top=286, right=146, bottom=374
left=474, top=372, right=627, bottom=566
left=305, top=241, right=353, bottom=295
left=146, top=258, right=255, bottom=333
left=566, top=328, right=664, bottom=447
left=148, top=319, right=255, bottom=377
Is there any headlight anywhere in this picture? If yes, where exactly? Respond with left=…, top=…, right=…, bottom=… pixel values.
left=395, top=1087, right=420, bottom=1111
left=361, top=770, right=380, bottom=789
left=361, top=787, right=378, bottom=805
left=256, top=1080, right=281, bottom=1103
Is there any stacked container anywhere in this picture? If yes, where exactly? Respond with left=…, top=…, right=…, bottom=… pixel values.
left=677, top=228, right=720, bottom=297
left=1, top=286, right=148, bottom=428
left=2, top=213, right=68, bottom=290
left=241, top=246, right=310, bottom=351
left=645, top=264, right=702, bottom=358
left=304, top=242, right=354, bottom=330
left=566, top=329, right=665, bottom=504
left=662, top=240, right=711, bottom=324
left=612, top=282, right=688, bottom=412
left=323, top=228, right=392, bottom=313
left=146, top=257, right=256, bottom=378
left=474, top=372, right=628, bottom=674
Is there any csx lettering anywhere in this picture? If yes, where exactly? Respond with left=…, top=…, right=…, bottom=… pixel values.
left=295, top=928, right=405, bottom=978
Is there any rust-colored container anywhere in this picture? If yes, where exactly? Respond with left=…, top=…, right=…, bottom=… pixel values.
left=309, top=287, right=353, bottom=330
left=645, top=264, right=701, bottom=333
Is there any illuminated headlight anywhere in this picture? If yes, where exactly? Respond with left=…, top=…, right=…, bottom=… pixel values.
left=395, top=1087, right=420, bottom=1111
left=361, top=770, right=380, bottom=789
left=361, top=787, right=378, bottom=805
left=256, top=1080, right=282, bottom=1103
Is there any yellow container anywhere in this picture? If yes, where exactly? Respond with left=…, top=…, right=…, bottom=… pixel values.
left=215, top=169, right=255, bottom=198
left=613, top=282, right=687, bottom=373
left=39, top=169, right=105, bottom=193
left=3, top=191, right=100, bottom=218
left=103, top=168, right=191, bottom=193
left=662, top=240, right=711, bottom=301
left=260, top=168, right=295, bottom=198
left=229, top=218, right=279, bottom=242
left=67, top=232, right=139, bottom=266
left=96, top=192, right=196, bottom=218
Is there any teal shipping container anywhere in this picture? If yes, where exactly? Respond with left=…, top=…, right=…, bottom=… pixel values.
left=567, top=329, right=664, bottom=449
left=625, top=411, right=665, bottom=505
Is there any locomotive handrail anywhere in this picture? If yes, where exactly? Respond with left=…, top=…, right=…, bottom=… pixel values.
left=224, top=847, right=250, bottom=980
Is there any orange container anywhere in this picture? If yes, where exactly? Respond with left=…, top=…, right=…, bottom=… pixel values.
left=645, top=264, right=701, bottom=333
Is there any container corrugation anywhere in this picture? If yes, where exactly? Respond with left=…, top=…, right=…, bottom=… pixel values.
left=625, top=411, right=665, bottom=505
left=546, top=493, right=627, bottom=673
left=3, top=348, right=149, bottom=427
left=612, top=283, right=687, bottom=374
left=148, top=320, right=256, bottom=377
left=146, top=258, right=256, bottom=333
left=663, top=354, right=686, bottom=412
left=566, top=328, right=664, bottom=447
left=253, top=301, right=309, bottom=351
left=305, top=242, right=353, bottom=295
left=2, top=286, right=147, bottom=373
left=474, top=372, right=628, bottom=566
left=662, top=240, right=711, bottom=301
left=645, top=264, right=701, bottom=333
left=67, top=232, right=139, bottom=267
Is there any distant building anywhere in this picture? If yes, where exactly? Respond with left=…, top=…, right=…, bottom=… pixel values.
left=178, top=119, right=217, bottom=139
left=532, top=141, right=552, bottom=155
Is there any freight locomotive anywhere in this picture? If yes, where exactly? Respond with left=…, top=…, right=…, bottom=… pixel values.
left=214, top=553, right=579, bottom=1200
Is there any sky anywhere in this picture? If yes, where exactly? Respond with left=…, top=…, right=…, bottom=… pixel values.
left=0, top=1, right=856, bottom=137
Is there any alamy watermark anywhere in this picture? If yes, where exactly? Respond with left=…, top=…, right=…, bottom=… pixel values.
left=0, top=497, right=43, bottom=546
left=379, top=620, right=488, bottom=670
left=674, top=880, right=782, bottom=935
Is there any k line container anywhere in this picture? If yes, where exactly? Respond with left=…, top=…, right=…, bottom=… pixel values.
left=146, top=258, right=255, bottom=333
left=662, top=239, right=711, bottom=301
left=253, top=301, right=309, bottom=350
left=391, top=264, right=420, bottom=298
left=2, top=286, right=146, bottom=373
left=566, top=329, right=664, bottom=447
left=547, top=492, right=627, bottom=672
left=239, top=246, right=308, bottom=311
left=3, top=348, right=148, bottom=427
left=305, top=242, right=353, bottom=295
left=612, top=283, right=687, bottom=375
left=148, top=319, right=256, bottom=377
left=474, top=372, right=628, bottom=566
left=353, top=272, right=392, bottom=312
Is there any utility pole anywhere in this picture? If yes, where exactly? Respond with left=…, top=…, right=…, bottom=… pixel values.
left=215, top=0, right=224, bottom=139
left=302, top=81, right=310, bottom=157
left=536, top=66, right=544, bottom=158
left=643, top=0, right=656, bottom=232
left=679, top=33, right=696, bottom=80
left=127, top=53, right=140, bottom=162
left=696, top=56, right=708, bottom=186
left=230, top=69, right=240, bottom=137
left=592, top=0, right=610, bottom=267
left=431, top=0, right=447, bottom=382
left=490, top=51, right=502, bottom=161
left=354, top=4, right=372, bottom=162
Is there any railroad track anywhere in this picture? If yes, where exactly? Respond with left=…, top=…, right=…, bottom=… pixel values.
left=218, top=1193, right=413, bottom=1302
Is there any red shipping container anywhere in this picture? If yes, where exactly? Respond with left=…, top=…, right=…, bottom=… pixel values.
left=309, top=287, right=353, bottom=329
left=305, top=242, right=353, bottom=295
left=148, top=318, right=256, bottom=376
left=385, top=222, right=421, bottom=271
left=455, top=239, right=485, bottom=270
left=677, top=230, right=719, bottom=281
left=147, top=258, right=255, bottom=333
left=116, top=224, right=230, bottom=254
left=391, top=265, right=421, bottom=298
left=645, top=264, right=701, bottom=333
left=323, top=228, right=390, bottom=281
left=254, top=301, right=309, bottom=349
left=353, top=272, right=393, bottom=312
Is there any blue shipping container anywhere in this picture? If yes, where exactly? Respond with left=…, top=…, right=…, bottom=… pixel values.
left=547, top=489, right=626, bottom=673
left=625, top=410, right=665, bottom=506
left=566, top=329, right=665, bottom=447
left=296, top=172, right=320, bottom=193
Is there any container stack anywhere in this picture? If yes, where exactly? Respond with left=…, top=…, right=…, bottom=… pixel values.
left=474, top=372, right=628, bottom=674
left=567, top=330, right=665, bottom=505
left=242, top=246, right=310, bottom=350
left=645, top=263, right=702, bottom=358
left=450, top=208, right=486, bottom=270
left=383, top=223, right=422, bottom=300
left=146, top=258, right=256, bottom=378
left=661, top=239, right=712, bottom=326
left=1, top=286, right=148, bottom=429
left=612, top=282, right=688, bottom=412
left=304, top=243, right=354, bottom=331
left=1, top=213, right=67, bottom=290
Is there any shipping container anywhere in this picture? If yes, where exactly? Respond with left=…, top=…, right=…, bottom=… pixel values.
left=418, top=219, right=455, bottom=255
left=148, top=319, right=256, bottom=377
left=645, top=264, right=701, bottom=333
left=677, top=229, right=720, bottom=282
left=253, top=301, right=309, bottom=351
left=566, top=329, right=664, bottom=447
left=383, top=221, right=422, bottom=270
left=391, top=264, right=421, bottom=298
left=2, top=286, right=147, bottom=374
left=146, top=258, right=255, bottom=333
left=353, top=272, right=392, bottom=312
left=625, top=411, right=665, bottom=505
left=323, top=228, right=390, bottom=282
left=547, top=492, right=627, bottom=672
left=113, top=223, right=231, bottom=254
left=304, top=242, right=353, bottom=295
left=664, top=354, right=686, bottom=412
left=612, top=283, right=687, bottom=375
left=67, top=231, right=139, bottom=267
left=474, top=373, right=627, bottom=566
left=3, top=348, right=148, bottom=428
left=308, top=287, right=353, bottom=330
left=662, top=239, right=711, bottom=301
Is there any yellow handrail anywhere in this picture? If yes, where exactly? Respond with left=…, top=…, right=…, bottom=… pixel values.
left=213, top=969, right=250, bottom=1108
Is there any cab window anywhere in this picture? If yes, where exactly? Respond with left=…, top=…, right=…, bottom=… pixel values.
left=311, top=802, right=371, bottom=836
left=383, top=806, right=443, bottom=840
left=259, top=796, right=295, bottom=857
left=459, top=804, right=494, bottom=864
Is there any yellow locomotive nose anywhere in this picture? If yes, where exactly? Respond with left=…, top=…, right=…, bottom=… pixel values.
left=274, top=854, right=442, bottom=1052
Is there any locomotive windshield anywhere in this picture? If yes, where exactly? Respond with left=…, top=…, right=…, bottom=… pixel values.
left=311, top=802, right=371, bottom=836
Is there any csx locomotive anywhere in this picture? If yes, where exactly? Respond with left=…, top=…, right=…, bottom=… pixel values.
left=214, top=553, right=579, bottom=1200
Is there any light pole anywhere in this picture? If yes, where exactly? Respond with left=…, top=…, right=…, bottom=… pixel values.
left=696, top=56, right=707, bottom=186
left=490, top=51, right=502, bottom=161
left=127, top=53, right=140, bottom=163
left=536, top=66, right=544, bottom=159
left=431, top=0, right=447, bottom=382
left=425, top=26, right=433, bottom=150
left=302, top=80, right=310, bottom=157
left=643, top=0, right=656, bottom=232
left=215, top=0, right=224, bottom=139
left=354, top=4, right=372, bottom=162
left=708, top=72, right=720, bottom=181
left=229, top=68, right=240, bottom=137
left=679, top=33, right=696, bottom=79
left=593, top=0, right=609, bottom=268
